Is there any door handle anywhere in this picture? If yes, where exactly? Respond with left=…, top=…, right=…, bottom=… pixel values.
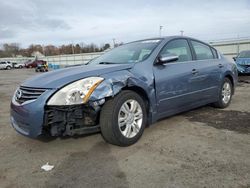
left=218, top=64, right=224, bottom=68
left=192, top=69, right=199, bottom=75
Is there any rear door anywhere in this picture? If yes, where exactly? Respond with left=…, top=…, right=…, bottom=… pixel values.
left=189, top=40, right=222, bottom=101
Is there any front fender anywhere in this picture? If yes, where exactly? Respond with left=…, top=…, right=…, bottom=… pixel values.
left=89, top=70, right=157, bottom=124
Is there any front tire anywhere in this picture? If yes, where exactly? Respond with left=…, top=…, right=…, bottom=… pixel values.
left=213, top=77, right=233, bottom=108
left=100, top=90, right=147, bottom=146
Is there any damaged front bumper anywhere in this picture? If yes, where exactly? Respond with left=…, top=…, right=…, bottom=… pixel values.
left=10, top=89, right=55, bottom=137
left=44, top=104, right=100, bottom=136
left=10, top=88, right=102, bottom=138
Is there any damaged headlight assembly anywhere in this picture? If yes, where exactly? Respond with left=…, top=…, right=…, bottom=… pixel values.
left=47, top=77, right=104, bottom=105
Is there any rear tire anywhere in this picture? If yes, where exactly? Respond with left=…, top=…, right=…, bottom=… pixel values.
left=6, top=66, right=11, bottom=70
left=100, top=90, right=147, bottom=146
left=213, top=77, right=233, bottom=108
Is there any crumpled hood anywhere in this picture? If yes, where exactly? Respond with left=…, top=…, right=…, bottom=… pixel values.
left=236, top=58, right=250, bottom=65
left=22, top=64, right=133, bottom=89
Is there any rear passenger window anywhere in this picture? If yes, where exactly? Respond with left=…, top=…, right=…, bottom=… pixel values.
left=191, top=40, right=214, bottom=60
left=160, top=39, right=192, bottom=62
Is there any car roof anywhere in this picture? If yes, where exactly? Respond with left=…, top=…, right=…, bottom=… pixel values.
left=130, top=35, right=207, bottom=43
left=129, top=36, right=214, bottom=48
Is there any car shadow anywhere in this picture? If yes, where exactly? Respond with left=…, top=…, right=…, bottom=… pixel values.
left=44, top=141, right=129, bottom=188
left=37, top=132, right=101, bottom=143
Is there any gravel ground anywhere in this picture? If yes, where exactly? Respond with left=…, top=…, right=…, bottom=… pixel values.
left=0, top=69, right=250, bottom=188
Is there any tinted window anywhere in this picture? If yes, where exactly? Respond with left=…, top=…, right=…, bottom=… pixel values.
left=191, top=40, right=214, bottom=60
left=160, top=39, right=192, bottom=62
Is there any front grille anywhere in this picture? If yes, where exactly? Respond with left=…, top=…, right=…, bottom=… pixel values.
left=15, top=86, right=47, bottom=104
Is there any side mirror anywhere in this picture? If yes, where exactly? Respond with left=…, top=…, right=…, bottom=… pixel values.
left=157, top=55, right=179, bottom=64
left=233, top=57, right=236, bottom=61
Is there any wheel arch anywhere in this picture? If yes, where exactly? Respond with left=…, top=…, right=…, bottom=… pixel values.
left=90, top=70, right=156, bottom=125
left=122, top=86, right=150, bottom=112
left=118, top=86, right=152, bottom=126
left=224, top=74, right=235, bottom=94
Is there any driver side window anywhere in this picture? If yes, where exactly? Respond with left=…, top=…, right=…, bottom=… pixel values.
left=160, top=39, right=192, bottom=62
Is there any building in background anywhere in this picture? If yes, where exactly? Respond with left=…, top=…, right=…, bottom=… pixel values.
left=210, top=38, right=250, bottom=61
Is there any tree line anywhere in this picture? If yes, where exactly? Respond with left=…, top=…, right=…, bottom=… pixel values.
left=0, top=43, right=116, bottom=58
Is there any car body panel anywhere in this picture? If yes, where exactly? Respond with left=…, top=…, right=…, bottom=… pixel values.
left=10, top=89, right=55, bottom=137
left=153, top=61, right=193, bottom=117
left=189, top=59, right=222, bottom=101
left=10, top=36, right=238, bottom=138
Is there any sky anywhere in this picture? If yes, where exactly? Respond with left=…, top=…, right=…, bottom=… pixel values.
left=0, top=0, right=250, bottom=47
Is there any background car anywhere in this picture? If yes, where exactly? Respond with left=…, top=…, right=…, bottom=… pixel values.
left=0, top=61, right=12, bottom=70
left=35, top=64, right=48, bottom=72
left=233, top=50, right=250, bottom=74
left=25, top=60, right=47, bottom=68
left=12, top=62, right=25, bottom=69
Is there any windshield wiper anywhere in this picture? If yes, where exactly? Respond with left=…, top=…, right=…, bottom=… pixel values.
left=98, top=62, right=117, bottom=64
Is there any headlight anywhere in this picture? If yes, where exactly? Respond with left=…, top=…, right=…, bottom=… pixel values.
left=47, top=77, right=104, bottom=105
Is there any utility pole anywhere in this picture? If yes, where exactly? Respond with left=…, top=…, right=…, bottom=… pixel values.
left=180, top=30, right=184, bottom=36
left=42, top=45, right=46, bottom=56
left=71, top=41, right=75, bottom=65
left=159, top=26, right=163, bottom=37
left=71, top=43, right=75, bottom=54
left=112, top=38, right=116, bottom=48
left=237, top=34, right=240, bottom=55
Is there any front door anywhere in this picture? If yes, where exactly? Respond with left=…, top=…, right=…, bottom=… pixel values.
left=153, top=39, right=195, bottom=118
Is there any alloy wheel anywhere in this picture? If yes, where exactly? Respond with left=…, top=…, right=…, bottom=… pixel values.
left=222, top=82, right=231, bottom=104
left=118, top=99, right=143, bottom=138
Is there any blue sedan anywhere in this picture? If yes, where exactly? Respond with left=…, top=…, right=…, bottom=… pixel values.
left=10, top=36, right=238, bottom=146
left=234, top=50, right=250, bottom=74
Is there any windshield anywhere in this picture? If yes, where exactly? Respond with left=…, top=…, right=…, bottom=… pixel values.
left=89, top=39, right=162, bottom=65
left=238, top=51, right=250, bottom=58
